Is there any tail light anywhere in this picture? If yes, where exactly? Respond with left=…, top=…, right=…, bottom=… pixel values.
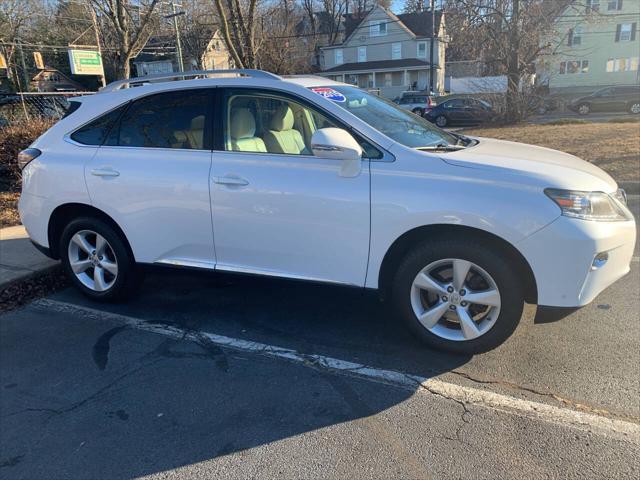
left=18, top=148, right=41, bottom=170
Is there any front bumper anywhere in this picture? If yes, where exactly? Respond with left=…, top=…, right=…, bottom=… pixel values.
left=517, top=215, right=636, bottom=307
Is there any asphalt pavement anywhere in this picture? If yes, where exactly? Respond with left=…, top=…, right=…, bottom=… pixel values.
left=1, top=196, right=638, bottom=479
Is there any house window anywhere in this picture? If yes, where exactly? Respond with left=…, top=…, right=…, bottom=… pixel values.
left=358, top=46, right=366, bottom=63
left=384, top=73, right=392, bottom=87
left=608, top=0, right=622, bottom=10
left=369, top=20, right=387, bottom=37
left=417, top=42, right=427, bottom=58
left=616, top=23, right=636, bottom=41
left=559, top=60, right=589, bottom=74
left=606, top=57, right=640, bottom=72
left=572, top=26, right=583, bottom=45
left=392, top=42, right=402, bottom=60
left=587, top=0, right=600, bottom=11
left=335, top=49, right=343, bottom=65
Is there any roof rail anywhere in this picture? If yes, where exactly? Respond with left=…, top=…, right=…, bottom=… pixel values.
left=99, top=69, right=281, bottom=93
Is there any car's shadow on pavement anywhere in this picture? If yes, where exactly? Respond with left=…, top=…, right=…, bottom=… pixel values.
left=2, top=268, right=472, bottom=478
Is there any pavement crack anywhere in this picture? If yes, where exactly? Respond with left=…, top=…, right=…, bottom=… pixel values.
left=449, top=369, right=638, bottom=422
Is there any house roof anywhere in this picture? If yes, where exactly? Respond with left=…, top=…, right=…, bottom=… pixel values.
left=343, top=8, right=443, bottom=41
left=323, top=58, right=432, bottom=73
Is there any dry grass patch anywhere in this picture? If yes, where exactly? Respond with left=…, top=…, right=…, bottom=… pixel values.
left=0, top=192, right=21, bottom=228
left=465, top=122, right=640, bottom=181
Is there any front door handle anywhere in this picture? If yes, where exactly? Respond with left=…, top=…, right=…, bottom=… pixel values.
left=91, top=168, right=120, bottom=177
left=213, top=175, right=249, bottom=186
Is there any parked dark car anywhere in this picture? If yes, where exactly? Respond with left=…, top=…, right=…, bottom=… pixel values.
left=424, top=97, right=494, bottom=127
left=568, top=85, right=640, bottom=115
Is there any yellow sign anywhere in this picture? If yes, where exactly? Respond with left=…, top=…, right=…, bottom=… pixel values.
left=33, top=51, right=44, bottom=70
left=0, top=53, right=7, bottom=69
left=68, top=49, right=104, bottom=76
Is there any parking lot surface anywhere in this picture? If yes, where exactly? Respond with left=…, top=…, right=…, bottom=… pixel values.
left=1, top=196, right=638, bottom=479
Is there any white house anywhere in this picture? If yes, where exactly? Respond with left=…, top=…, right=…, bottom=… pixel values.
left=319, top=5, right=446, bottom=98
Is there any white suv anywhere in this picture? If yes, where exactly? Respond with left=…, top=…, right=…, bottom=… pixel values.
left=18, top=70, right=636, bottom=353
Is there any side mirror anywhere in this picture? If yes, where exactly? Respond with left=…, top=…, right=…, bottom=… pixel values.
left=311, top=128, right=363, bottom=178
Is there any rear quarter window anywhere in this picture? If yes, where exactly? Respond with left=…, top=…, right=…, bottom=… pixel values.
left=70, top=105, right=127, bottom=146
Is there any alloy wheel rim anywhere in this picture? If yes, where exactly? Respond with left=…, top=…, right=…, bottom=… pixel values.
left=631, top=103, right=640, bottom=114
left=410, top=258, right=501, bottom=342
left=436, top=116, right=446, bottom=127
left=67, top=230, right=118, bottom=292
left=579, top=105, right=589, bottom=114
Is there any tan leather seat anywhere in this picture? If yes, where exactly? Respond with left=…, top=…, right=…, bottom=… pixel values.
left=229, top=108, right=267, bottom=152
left=185, top=115, right=205, bottom=149
left=263, top=105, right=308, bottom=155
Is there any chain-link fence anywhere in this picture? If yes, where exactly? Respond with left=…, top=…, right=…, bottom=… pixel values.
left=0, top=92, right=95, bottom=126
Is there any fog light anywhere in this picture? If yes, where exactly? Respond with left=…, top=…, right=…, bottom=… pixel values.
left=591, top=252, right=609, bottom=270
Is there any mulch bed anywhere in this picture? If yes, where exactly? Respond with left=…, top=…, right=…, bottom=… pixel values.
left=0, top=266, right=68, bottom=314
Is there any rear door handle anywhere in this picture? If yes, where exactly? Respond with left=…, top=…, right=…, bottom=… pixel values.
left=91, top=168, right=120, bottom=177
left=213, top=175, right=249, bottom=186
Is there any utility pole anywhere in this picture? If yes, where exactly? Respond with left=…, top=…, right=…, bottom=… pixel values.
left=165, top=1, right=185, bottom=72
left=429, top=0, right=436, bottom=94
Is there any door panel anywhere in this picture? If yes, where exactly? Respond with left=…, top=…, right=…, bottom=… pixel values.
left=87, top=147, right=214, bottom=266
left=85, top=88, right=215, bottom=267
left=210, top=88, right=371, bottom=286
left=210, top=153, right=370, bottom=285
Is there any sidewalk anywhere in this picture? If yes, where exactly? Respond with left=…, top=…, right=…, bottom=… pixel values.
left=0, top=225, right=59, bottom=289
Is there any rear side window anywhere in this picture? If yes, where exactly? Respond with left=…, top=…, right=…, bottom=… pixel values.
left=70, top=105, right=126, bottom=146
left=62, top=101, right=82, bottom=119
left=110, top=89, right=211, bottom=150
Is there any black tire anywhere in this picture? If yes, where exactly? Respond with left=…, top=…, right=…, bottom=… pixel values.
left=435, top=115, right=448, bottom=127
left=629, top=101, right=640, bottom=114
left=391, top=239, right=524, bottom=354
left=577, top=103, right=590, bottom=115
left=60, top=217, right=140, bottom=302
left=412, top=107, right=424, bottom=116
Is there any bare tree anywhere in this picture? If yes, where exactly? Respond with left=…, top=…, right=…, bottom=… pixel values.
left=0, top=0, right=37, bottom=90
left=212, top=0, right=262, bottom=68
left=455, top=0, right=574, bottom=122
left=88, top=0, right=161, bottom=79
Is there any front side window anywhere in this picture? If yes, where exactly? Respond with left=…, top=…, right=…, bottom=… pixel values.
left=70, top=105, right=127, bottom=146
left=109, top=89, right=210, bottom=150
left=223, top=90, right=381, bottom=159
left=309, top=85, right=458, bottom=149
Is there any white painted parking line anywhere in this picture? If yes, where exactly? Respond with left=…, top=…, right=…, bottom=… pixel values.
left=34, top=298, right=640, bottom=443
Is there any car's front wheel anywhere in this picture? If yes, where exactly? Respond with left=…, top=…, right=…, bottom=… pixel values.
left=435, top=115, right=448, bottom=127
left=60, top=217, right=139, bottom=301
left=629, top=101, right=640, bottom=114
left=391, top=239, right=524, bottom=354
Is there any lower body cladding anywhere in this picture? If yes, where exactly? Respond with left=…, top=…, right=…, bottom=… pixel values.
left=517, top=215, right=636, bottom=307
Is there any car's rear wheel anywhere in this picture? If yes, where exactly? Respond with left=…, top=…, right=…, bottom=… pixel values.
left=629, top=102, right=640, bottom=114
left=412, top=107, right=424, bottom=116
left=577, top=103, right=590, bottom=115
left=391, top=239, right=524, bottom=354
left=60, top=217, right=139, bottom=301
left=435, top=115, right=448, bottom=127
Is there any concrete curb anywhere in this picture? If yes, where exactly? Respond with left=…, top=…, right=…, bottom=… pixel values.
left=619, top=181, right=640, bottom=195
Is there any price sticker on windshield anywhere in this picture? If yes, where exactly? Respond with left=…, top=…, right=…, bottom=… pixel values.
left=311, top=87, right=346, bottom=103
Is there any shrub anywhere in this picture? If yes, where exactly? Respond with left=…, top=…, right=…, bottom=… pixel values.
left=0, top=118, right=55, bottom=191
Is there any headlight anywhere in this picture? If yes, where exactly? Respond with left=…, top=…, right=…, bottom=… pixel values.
left=545, top=188, right=632, bottom=222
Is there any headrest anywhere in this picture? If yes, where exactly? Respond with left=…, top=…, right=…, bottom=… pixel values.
left=191, top=115, right=205, bottom=130
left=230, top=108, right=256, bottom=139
left=269, top=105, right=295, bottom=132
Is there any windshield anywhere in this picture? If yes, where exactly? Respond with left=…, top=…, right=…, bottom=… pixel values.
left=309, top=85, right=459, bottom=149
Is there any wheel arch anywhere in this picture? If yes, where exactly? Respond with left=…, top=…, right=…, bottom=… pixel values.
left=377, top=224, right=538, bottom=304
left=47, top=203, right=135, bottom=262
